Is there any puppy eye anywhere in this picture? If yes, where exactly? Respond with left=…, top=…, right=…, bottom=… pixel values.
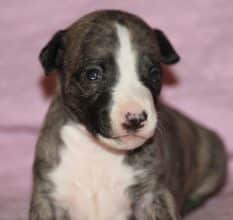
left=85, top=67, right=103, bottom=81
left=149, top=65, right=162, bottom=82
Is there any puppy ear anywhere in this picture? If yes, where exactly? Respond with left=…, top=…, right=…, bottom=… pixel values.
left=39, top=30, right=66, bottom=75
left=154, top=29, right=180, bottom=64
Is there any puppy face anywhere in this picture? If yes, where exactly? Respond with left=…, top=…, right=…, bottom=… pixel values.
left=40, top=10, right=179, bottom=150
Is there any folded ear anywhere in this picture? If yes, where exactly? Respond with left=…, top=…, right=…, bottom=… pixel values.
left=154, top=29, right=180, bottom=65
left=39, top=30, right=66, bottom=75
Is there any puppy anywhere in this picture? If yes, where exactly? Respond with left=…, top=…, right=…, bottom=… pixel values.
left=30, top=10, right=227, bottom=220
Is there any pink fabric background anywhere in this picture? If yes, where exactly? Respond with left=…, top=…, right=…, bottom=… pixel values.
left=0, top=0, right=232, bottom=219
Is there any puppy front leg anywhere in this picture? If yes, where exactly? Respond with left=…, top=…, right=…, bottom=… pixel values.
left=133, top=189, right=180, bottom=220
left=29, top=185, right=69, bottom=220
left=29, top=162, right=69, bottom=220
left=29, top=183, right=69, bottom=220
left=29, top=189, right=54, bottom=220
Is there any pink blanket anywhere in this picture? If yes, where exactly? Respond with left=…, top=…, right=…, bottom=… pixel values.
left=1, top=0, right=233, bottom=219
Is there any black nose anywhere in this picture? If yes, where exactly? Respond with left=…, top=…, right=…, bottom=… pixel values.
left=122, top=111, right=147, bottom=132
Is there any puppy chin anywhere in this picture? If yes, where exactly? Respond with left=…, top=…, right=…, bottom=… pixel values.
left=97, top=131, right=153, bottom=151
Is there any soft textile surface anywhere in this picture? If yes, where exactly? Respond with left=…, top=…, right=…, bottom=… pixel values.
left=1, top=0, right=233, bottom=219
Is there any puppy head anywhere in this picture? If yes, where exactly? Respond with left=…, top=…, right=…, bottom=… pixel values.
left=39, top=10, right=179, bottom=151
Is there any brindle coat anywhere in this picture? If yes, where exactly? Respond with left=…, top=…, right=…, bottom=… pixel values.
left=29, top=10, right=227, bottom=220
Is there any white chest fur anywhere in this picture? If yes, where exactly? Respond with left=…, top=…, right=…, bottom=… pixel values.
left=49, top=123, right=136, bottom=220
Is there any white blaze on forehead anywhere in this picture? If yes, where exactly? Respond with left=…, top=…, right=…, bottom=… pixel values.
left=107, top=23, right=157, bottom=146
left=115, top=23, right=137, bottom=82
left=114, top=23, right=148, bottom=107
left=97, top=23, right=157, bottom=150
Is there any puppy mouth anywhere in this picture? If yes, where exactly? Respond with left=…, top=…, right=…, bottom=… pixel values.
left=110, top=133, right=153, bottom=148
left=97, top=130, right=155, bottom=151
left=96, top=123, right=156, bottom=150
left=96, top=128, right=148, bottom=140
left=110, top=134, right=148, bottom=140
left=100, top=127, right=155, bottom=143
